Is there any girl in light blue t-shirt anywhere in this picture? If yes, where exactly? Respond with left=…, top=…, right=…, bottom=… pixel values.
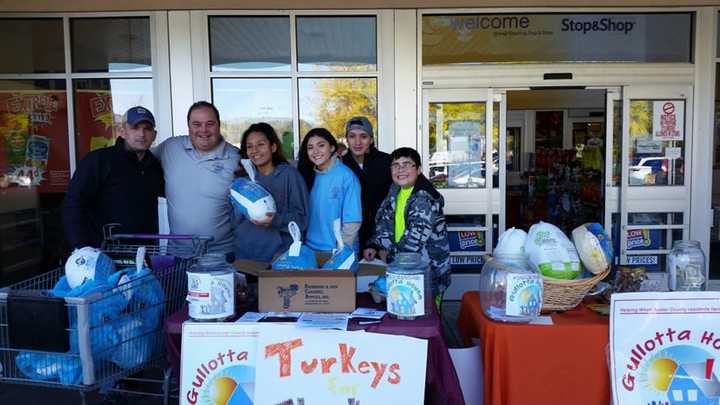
left=297, top=128, right=362, bottom=253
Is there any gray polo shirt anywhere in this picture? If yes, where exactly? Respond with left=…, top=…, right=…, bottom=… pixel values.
left=153, top=136, right=240, bottom=254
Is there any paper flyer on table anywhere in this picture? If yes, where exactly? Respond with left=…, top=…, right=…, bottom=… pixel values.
left=236, top=312, right=265, bottom=323
left=297, top=312, right=350, bottom=330
left=351, top=307, right=387, bottom=319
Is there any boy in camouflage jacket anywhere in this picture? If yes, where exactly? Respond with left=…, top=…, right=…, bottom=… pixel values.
left=364, top=147, right=451, bottom=295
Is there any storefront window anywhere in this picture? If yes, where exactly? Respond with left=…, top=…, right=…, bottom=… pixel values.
left=612, top=101, right=622, bottom=186
left=423, top=13, right=693, bottom=65
left=207, top=14, right=381, bottom=155
left=296, top=16, right=377, bottom=72
left=212, top=78, right=293, bottom=158
left=0, top=80, right=69, bottom=284
left=73, top=79, right=153, bottom=161
left=506, top=127, right=521, bottom=172
left=298, top=78, right=377, bottom=141
left=612, top=212, right=684, bottom=273
left=711, top=63, right=720, bottom=280
left=71, top=17, right=151, bottom=73
left=0, top=18, right=65, bottom=74
left=628, top=100, right=685, bottom=186
left=490, top=103, right=499, bottom=188
left=0, top=15, right=158, bottom=285
left=209, top=16, right=291, bottom=71
left=428, top=101, right=487, bottom=189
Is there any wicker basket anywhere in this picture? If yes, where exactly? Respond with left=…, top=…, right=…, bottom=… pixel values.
left=541, top=266, right=611, bottom=312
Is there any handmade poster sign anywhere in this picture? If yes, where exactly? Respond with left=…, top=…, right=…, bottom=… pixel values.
left=254, top=325, right=427, bottom=405
left=180, top=323, right=258, bottom=405
left=610, top=291, right=720, bottom=405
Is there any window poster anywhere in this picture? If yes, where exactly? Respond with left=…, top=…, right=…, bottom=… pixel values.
left=0, top=91, right=70, bottom=192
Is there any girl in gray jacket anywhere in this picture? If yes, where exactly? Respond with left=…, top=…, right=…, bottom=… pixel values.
left=232, top=123, right=309, bottom=262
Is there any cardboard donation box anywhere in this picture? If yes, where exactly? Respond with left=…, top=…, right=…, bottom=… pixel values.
left=258, top=270, right=356, bottom=312
left=234, top=252, right=385, bottom=313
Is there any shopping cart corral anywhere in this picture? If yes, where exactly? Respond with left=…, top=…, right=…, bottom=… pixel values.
left=0, top=225, right=210, bottom=405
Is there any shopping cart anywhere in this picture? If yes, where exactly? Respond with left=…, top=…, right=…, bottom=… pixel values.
left=0, top=224, right=211, bottom=405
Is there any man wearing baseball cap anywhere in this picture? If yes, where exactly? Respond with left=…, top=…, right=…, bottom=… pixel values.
left=63, top=106, right=165, bottom=248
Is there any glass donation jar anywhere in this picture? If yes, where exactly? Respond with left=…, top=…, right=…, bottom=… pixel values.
left=386, top=252, right=433, bottom=320
left=186, top=253, right=235, bottom=321
left=667, top=240, right=706, bottom=291
left=479, top=253, right=543, bottom=323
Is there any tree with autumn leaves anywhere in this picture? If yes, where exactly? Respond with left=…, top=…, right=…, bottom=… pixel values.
left=301, top=78, right=378, bottom=145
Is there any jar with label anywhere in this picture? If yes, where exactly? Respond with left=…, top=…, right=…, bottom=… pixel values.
left=667, top=240, right=706, bottom=291
left=186, top=253, right=235, bottom=321
left=479, top=254, right=543, bottom=323
left=386, top=253, right=432, bottom=320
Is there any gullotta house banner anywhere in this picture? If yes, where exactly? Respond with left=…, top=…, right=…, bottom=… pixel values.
left=610, top=292, right=720, bottom=405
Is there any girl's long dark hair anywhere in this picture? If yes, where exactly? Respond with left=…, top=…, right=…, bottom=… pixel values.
left=236, top=122, right=288, bottom=177
left=241, top=122, right=288, bottom=164
left=297, top=127, right=337, bottom=191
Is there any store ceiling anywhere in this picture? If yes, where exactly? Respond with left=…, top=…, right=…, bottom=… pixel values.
left=2, top=0, right=719, bottom=12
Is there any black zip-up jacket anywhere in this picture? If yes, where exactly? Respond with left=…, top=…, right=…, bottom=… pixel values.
left=62, top=137, right=164, bottom=249
left=343, top=146, right=393, bottom=250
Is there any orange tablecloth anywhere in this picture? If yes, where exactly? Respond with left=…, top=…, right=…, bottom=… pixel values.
left=457, top=291, right=611, bottom=405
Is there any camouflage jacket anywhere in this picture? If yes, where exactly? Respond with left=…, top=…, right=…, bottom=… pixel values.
left=370, top=174, right=451, bottom=294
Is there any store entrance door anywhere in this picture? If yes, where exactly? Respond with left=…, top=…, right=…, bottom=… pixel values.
left=504, top=88, right=607, bottom=235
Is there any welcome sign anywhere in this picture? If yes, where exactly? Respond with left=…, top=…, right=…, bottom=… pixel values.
left=423, top=13, right=692, bottom=64
left=254, top=326, right=427, bottom=405
left=610, top=292, right=720, bottom=405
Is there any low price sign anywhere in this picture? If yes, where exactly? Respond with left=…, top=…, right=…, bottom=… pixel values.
left=254, top=325, right=427, bottom=405
left=610, top=292, right=720, bottom=405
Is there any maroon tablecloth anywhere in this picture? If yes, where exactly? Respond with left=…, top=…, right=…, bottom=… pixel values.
left=165, top=293, right=465, bottom=405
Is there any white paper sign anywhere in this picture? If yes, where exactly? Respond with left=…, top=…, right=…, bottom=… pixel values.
left=297, top=313, right=350, bottom=330
left=610, top=292, right=720, bottom=405
left=254, top=325, right=427, bottom=405
left=636, top=139, right=663, bottom=154
left=653, top=101, right=684, bottom=141
left=665, top=146, right=682, bottom=160
left=180, top=322, right=258, bottom=405
left=505, top=273, right=543, bottom=317
left=386, top=272, right=426, bottom=317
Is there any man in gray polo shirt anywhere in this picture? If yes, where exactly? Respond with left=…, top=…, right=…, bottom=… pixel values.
left=153, top=101, right=240, bottom=256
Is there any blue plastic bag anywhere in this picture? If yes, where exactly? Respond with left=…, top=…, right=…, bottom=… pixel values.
left=16, top=276, right=128, bottom=385
left=15, top=352, right=83, bottom=386
left=321, top=219, right=358, bottom=272
left=51, top=276, right=127, bottom=356
left=272, top=221, right=318, bottom=270
left=108, top=266, right=165, bottom=369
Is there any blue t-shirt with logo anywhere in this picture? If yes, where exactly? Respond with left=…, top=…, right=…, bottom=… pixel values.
left=306, top=159, right=362, bottom=252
